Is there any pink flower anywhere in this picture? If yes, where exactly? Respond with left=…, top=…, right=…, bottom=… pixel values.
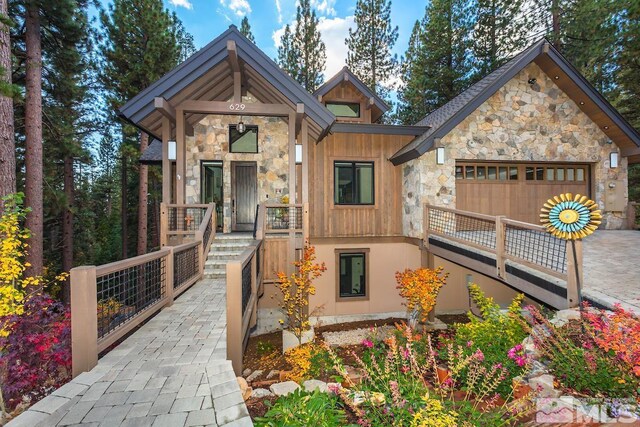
left=362, top=339, right=374, bottom=348
left=466, top=340, right=473, bottom=348
left=474, top=349, right=485, bottom=362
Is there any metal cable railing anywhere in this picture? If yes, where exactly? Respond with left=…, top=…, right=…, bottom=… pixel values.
left=264, top=204, right=303, bottom=232
left=174, top=243, right=200, bottom=290
left=504, top=222, right=567, bottom=274
left=427, top=207, right=497, bottom=250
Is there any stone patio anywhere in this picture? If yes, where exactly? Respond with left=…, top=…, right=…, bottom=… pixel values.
left=7, top=278, right=252, bottom=427
left=583, top=230, right=640, bottom=313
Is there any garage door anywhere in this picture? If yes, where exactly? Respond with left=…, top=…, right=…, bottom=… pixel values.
left=455, top=162, right=591, bottom=224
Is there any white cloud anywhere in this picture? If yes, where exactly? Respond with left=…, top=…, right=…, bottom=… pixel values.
left=219, top=0, right=252, bottom=16
left=169, top=0, right=193, bottom=9
left=275, top=0, right=283, bottom=23
left=311, top=0, right=336, bottom=16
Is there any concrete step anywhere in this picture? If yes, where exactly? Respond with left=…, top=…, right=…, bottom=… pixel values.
left=208, top=251, right=242, bottom=259
left=209, top=242, right=253, bottom=250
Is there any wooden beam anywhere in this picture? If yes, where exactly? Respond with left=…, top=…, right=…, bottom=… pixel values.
left=621, top=145, right=640, bottom=157
left=289, top=111, right=296, bottom=205
left=301, top=120, right=309, bottom=204
left=295, top=103, right=305, bottom=137
left=161, top=117, right=171, bottom=203
left=233, top=71, right=241, bottom=103
left=227, top=40, right=240, bottom=72
left=176, top=108, right=185, bottom=204
left=179, top=100, right=291, bottom=116
left=366, top=97, right=374, bottom=110
left=155, top=97, right=176, bottom=122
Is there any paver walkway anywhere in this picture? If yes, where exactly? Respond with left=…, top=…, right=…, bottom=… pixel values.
left=7, top=278, right=252, bottom=427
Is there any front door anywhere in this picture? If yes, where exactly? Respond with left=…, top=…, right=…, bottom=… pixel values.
left=232, top=162, right=257, bottom=231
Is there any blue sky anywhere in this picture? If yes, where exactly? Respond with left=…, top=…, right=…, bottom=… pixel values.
left=161, top=0, right=418, bottom=81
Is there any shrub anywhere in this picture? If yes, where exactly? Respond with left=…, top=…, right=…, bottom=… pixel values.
left=449, top=284, right=527, bottom=396
left=283, top=342, right=333, bottom=382
left=255, top=388, right=350, bottom=427
left=273, top=245, right=326, bottom=344
left=526, top=305, right=640, bottom=397
left=0, top=294, right=71, bottom=411
left=396, top=267, right=447, bottom=323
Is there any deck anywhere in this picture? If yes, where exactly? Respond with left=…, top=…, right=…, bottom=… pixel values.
left=7, top=278, right=252, bottom=427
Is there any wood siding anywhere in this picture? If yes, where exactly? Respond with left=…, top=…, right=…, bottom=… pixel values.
left=308, top=132, right=413, bottom=237
left=322, top=81, right=372, bottom=124
left=262, top=238, right=289, bottom=282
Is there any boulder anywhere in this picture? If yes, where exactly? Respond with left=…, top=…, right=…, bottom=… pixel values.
left=303, top=379, right=328, bottom=393
left=269, top=381, right=301, bottom=397
left=251, top=388, right=274, bottom=399
left=237, top=377, right=252, bottom=401
left=529, top=374, right=561, bottom=398
left=246, top=369, right=263, bottom=383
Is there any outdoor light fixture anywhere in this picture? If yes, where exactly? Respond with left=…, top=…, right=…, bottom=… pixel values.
left=527, top=77, right=537, bottom=85
left=237, top=117, right=246, bottom=133
left=168, top=140, right=176, bottom=161
left=436, top=147, right=445, bottom=165
left=610, top=151, right=619, bottom=168
left=554, top=76, right=559, bottom=80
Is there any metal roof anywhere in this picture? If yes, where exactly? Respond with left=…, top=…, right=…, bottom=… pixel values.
left=390, top=38, right=640, bottom=165
left=139, top=139, right=162, bottom=164
left=119, top=25, right=335, bottom=141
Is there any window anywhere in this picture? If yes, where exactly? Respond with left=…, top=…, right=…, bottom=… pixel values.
left=334, top=161, right=374, bottom=205
left=229, top=124, right=258, bottom=153
left=336, top=249, right=369, bottom=300
left=326, top=102, right=360, bottom=118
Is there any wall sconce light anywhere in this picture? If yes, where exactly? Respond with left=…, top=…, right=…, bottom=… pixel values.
left=237, top=118, right=246, bottom=133
left=436, top=147, right=445, bottom=165
left=609, top=151, right=619, bottom=168
left=527, top=77, right=537, bottom=85
left=168, top=140, right=176, bottom=161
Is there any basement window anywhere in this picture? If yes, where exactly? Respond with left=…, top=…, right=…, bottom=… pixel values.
left=229, top=124, right=258, bottom=153
left=336, top=249, right=369, bottom=300
left=326, top=102, right=360, bottom=118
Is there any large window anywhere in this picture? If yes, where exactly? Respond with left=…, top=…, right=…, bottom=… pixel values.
left=334, top=161, right=374, bottom=205
left=229, top=124, right=258, bottom=153
left=326, top=102, right=360, bottom=118
left=336, top=249, right=369, bottom=300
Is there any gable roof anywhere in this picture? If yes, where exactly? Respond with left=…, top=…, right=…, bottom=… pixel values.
left=390, top=38, right=640, bottom=165
left=119, top=25, right=335, bottom=141
left=314, top=66, right=390, bottom=114
left=139, top=139, right=162, bottom=164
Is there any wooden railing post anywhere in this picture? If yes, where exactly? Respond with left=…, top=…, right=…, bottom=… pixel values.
left=226, top=260, right=243, bottom=375
left=160, top=202, right=168, bottom=247
left=250, top=252, right=258, bottom=329
left=303, top=202, right=310, bottom=243
left=495, top=216, right=506, bottom=279
left=166, top=247, right=174, bottom=307
left=566, top=239, right=583, bottom=308
left=423, top=204, right=430, bottom=249
left=71, top=266, right=98, bottom=378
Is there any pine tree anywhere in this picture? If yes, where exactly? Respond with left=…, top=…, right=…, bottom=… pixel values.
left=398, top=0, right=471, bottom=123
left=99, top=0, right=192, bottom=257
left=471, top=0, right=533, bottom=79
left=345, top=0, right=398, bottom=98
left=239, top=16, right=255, bottom=43
left=277, top=0, right=326, bottom=92
left=0, top=1, right=15, bottom=207
left=615, top=0, right=640, bottom=129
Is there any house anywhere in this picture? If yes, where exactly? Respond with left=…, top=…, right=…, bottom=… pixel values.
left=120, top=26, right=640, bottom=331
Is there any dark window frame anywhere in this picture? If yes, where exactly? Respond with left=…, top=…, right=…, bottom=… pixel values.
left=335, top=248, right=370, bottom=301
left=229, top=124, right=259, bottom=153
left=334, top=161, right=375, bottom=205
left=325, top=101, right=361, bottom=118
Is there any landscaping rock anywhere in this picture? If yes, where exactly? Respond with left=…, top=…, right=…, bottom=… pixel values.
left=246, top=369, right=263, bottom=383
left=342, top=365, right=363, bottom=387
left=303, top=379, right=328, bottom=393
left=522, top=336, right=539, bottom=358
left=266, top=370, right=279, bottom=380
left=242, top=368, right=252, bottom=377
left=423, top=317, right=448, bottom=331
left=237, top=377, right=252, bottom=401
left=269, top=381, right=300, bottom=397
left=529, top=374, right=561, bottom=398
left=326, top=382, right=343, bottom=394
left=251, top=388, right=274, bottom=399
left=322, top=325, right=395, bottom=346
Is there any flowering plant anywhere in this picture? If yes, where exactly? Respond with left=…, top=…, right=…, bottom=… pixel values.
left=273, top=244, right=326, bottom=344
left=396, top=267, right=447, bottom=323
left=507, top=344, right=528, bottom=367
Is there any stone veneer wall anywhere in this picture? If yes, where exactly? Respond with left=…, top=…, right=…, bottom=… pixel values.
left=403, top=62, right=628, bottom=238
left=185, top=94, right=289, bottom=233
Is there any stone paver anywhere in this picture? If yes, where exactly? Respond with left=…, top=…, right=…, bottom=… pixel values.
left=7, top=278, right=253, bottom=427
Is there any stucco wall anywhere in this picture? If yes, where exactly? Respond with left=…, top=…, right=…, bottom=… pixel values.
left=403, top=62, right=628, bottom=238
left=184, top=95, right=290, bottom=233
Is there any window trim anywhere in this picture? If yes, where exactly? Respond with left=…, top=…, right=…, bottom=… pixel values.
left=333, top=161, right=375, bottom=206
left=325, top=101, right=361, bottom=118
left=229, top=124, right=259, bottom=153
left=335, top=248, right=370, bottom=302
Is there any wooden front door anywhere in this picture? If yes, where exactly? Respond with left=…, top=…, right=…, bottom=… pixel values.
left=455, top=162, right=591, bottom=224
left=232, top=162, right=257, bottom=231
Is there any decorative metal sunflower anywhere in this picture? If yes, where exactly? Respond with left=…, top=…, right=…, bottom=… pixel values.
left=540, top=193, right=602, bottom=240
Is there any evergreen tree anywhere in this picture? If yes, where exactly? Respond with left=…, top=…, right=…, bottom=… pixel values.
left=277, top=0, right=326, bottom=92
left=398, top=0, right=471, bottom=123
left=471, top=0, right=533, bottom=79
left=345, top=0, right=398, bottom=98
left=0, top=1, right=15, bottom=206
left=99, top=0, right=193, bottom=258
left=614, top=0, right=640, bottom=129
left=239, top=16, right=255, bottom=43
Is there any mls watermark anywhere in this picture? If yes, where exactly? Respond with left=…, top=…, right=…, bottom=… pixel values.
left=535, top=397, right=640, bottom=423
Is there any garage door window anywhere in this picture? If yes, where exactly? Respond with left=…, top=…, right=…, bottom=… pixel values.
left=456, top=164, right=517, bottom=181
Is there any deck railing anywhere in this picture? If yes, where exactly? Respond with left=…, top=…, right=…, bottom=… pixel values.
left=424, top=204, right=582, bottom=308
left=71, top=203, right=216, bottom=377
left=226, top=240, right=262, bottom=375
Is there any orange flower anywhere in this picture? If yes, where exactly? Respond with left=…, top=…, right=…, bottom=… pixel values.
left=395, top=267, right=448, bottom=323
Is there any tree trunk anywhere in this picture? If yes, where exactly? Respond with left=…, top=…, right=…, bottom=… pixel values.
left=0, top=0, right=14, bottom=208
left=24, top=1, right=43, bottom=279
left=137, top=132, right=149, bottom=255
left=121, top=153, right=128, bottom=259
left=62, top=155, right=74, bottom=303
left=551, top=0, right=561, bottom=51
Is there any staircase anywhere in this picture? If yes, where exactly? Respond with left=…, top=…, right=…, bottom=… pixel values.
left=204, top=232, right=255, bottom=279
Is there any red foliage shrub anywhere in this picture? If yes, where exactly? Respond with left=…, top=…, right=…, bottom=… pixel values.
left=0, top=294, right=71, bottom=410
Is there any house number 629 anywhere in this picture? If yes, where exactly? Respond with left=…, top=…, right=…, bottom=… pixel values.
left=229, top=103, right=246, bottom=111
